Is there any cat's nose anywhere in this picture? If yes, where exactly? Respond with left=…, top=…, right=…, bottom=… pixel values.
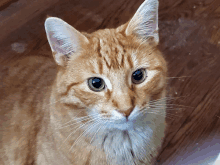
left=118, top=107, right=134, bottom=118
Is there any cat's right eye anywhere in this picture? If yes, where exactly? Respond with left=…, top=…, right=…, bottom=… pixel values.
left=88, top=77, right=105, bottom=92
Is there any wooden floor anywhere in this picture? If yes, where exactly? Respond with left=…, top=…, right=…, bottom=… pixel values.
left=0, top=0, right=220, bottom=164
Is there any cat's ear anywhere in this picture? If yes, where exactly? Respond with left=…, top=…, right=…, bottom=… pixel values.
left=125, top=0, right=159, bottom=43
left=45, top=17, right=89, bottom=66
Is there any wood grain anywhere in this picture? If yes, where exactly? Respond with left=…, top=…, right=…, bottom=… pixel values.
left=0, top=0, right=220, bottom=164
left=0, top=0, right=60, bottom=43
left=0, top=0, right=15, bottom=8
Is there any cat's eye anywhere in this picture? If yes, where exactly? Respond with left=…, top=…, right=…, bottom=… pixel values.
left=132, top=68, right=147, bottom=84
left=88, top=77, right=105, bottom=92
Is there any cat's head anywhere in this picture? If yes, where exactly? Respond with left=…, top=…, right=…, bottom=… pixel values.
left=45, top=0, right=167, bottom=131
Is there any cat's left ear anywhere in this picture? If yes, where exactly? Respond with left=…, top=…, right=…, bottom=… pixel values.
left=45, top=17, right=89, bottom=66
left=125, top=0, right=159, bottom=44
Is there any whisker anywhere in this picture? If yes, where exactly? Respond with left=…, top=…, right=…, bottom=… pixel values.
left=69, top=120, right=102, bottom=151
left=146, top=111, right=169, bottom=119
left=148, top=95, right=189, bottom=104
left=57, top=113, right=102, bottom=130
left=58, top=116, right=101, bottom=150
left=167, top=76, right=191, bottom=79
left=140, top=103, right=184, bottom=120
left=90, top=124, right=103, bottom=144
left=147, top=111, right=181, bottom=119
left=140, top=105, right=182, bottom=118
left=90, top=120, right=108, bottom=144
left=57, top=116, right=93, bottom=130
left=56, top=117, right=92, bottom=130
left=59, top=111, right=85, bottom=126
left=165, top=107, right=186, bottom=111
left=151, top=103, right=194, bottom=109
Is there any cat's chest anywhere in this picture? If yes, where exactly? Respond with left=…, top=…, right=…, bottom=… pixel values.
left=36, top=131, right=108, bottom=165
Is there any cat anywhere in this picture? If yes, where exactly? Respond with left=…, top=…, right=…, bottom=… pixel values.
left=0, top=0, right=167, bottom=164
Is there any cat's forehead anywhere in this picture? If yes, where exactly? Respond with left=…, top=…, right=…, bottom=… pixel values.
left=89, top=30, right=135, bottom=71
left=91, top=29, right=129, bottom=57
left=68, top=29, right=165, bottom=78
left=86, top=29, right=162, bottom=71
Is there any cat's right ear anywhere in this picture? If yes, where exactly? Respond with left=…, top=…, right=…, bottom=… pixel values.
left=45, top=17, right=89, bottom=66
left=125, top=0, right=159, bottom=44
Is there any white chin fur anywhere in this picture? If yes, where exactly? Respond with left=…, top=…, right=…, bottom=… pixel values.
left=87, top=107, right=157, bottom=165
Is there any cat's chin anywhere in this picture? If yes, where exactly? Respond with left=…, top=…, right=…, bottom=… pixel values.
left=87, top=107, right=160, bottom=164
left=98, top=122, right=154, bottom=165
left=86, top=110, right=157, bottom=165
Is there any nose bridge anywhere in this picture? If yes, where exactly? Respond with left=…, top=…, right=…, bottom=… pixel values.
left=112, top=86, right=134, bottom=116
left=110, top=71, right=134, bottom=117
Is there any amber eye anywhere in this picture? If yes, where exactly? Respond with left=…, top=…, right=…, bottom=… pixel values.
left=88, top=77, right=105, bottom=92
left=132, top=68, right=147, bottom=84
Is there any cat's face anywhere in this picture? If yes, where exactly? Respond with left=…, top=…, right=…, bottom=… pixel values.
left=59, top=30, right=167, bottom=131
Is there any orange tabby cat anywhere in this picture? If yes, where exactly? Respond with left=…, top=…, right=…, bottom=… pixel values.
left=0, top=0, right=167, bottom=164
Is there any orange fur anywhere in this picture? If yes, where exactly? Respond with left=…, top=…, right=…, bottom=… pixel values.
left=0, top=0, right=167, bottom=164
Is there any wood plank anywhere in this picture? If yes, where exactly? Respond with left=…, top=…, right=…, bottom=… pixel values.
left=0, top=0, right=60, bottom=43
left=0, top=0, right=14, bottom=8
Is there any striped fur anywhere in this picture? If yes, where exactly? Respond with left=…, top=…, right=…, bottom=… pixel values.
left=0, top=0, right=167, bottom=165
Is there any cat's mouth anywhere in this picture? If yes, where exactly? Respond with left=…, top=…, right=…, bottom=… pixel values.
left=113, top=120, right=134, bottom=130
left=105, top=114, right=144, bottom=131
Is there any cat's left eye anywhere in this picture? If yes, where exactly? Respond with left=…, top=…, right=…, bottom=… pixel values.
left=88, top=77, right=105, bottom=92
left=132, top=68, right=147, bottom=84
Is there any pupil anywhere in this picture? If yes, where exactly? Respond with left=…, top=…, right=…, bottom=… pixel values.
left=92, top=78, right=102, bottom=88
left=133, top=70, right=143, bottom=80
